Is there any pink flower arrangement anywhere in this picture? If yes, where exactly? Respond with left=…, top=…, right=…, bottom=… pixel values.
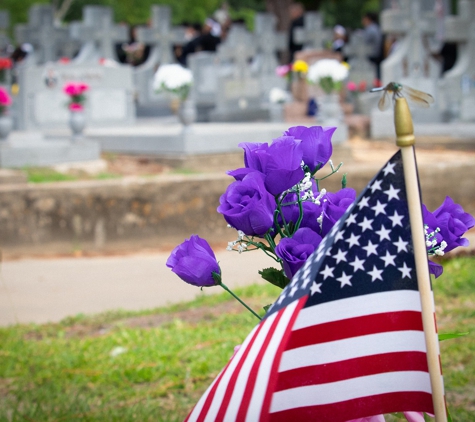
left=0, top=87, right=12, bottom=116
left=63, top=82, right=89, bottom=112
left=68, top=103, right=84, bottom=112
left=347, top=80, right=368, bottom=93
left=276, top=64, right=291, bottom=78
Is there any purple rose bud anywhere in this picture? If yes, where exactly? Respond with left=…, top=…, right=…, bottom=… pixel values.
left=321, top=188, right=357, bottom=236
left=238, top=136, right=304, bottom=196
left=218, top=171, right=276, bottom=236
left=166, top=235, right=220, bottom=287
left=276, top=228, right=322, bottom=278
left=284, top=125, right=335, bottom=173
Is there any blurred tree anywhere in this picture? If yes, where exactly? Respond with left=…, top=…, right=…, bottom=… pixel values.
left=320, top=0, right=381, bottom=30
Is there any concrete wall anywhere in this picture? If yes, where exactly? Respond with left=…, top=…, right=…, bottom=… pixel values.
left=1, top=159, right=474, bottom=255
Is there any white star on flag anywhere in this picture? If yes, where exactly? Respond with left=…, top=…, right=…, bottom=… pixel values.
left=363, top=240, right=379, bottom=256
left=388, top=211, right=404, bottom=227
left=399, top=262, right=412, bottom=278
left=382, top=161, right=396, bottom=175
left=345, top=233, right=361, bottom=248
left=394, top=236, right=409, bottom=252
left=358, top=216, right=374, bottom=232
left=357, top=196, right=370, bottom=209
left=380, top=251, right=397, bottom=267
left=370, top=179, right=383, bottom=193
left=320, top=265, right=335, bottom=280
left=368, top=265, right=384, bottom=281
left=384, top=184, right=401, bottom=200
left=337, top=271, right=352, bottom=288
left=334, top=249, right=348, bottom=263
left=376, top=225, right=392, bottom=241
left=371, top=200, right=387, bottom=216
left=349, top=256, right=366, bottom=272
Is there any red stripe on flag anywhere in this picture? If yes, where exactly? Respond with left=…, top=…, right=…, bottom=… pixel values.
left=275, top=351, right=429, bottom=391
left=235, top=306, right=286, bottom=420
left=286, top=311, right=424, bottom=350
left=194, top=323, right=265, bottom=421
left=259, top=296, right=308, bottom=422
left=268, top=391, right=434, bottom=422
left=213, top=320, right=267, bottom=420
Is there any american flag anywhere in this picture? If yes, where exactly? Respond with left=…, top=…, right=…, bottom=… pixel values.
left=186, top=151, right=440, bottom=422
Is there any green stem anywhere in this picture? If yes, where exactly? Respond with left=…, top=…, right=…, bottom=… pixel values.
left=316, top=162, right=343, bottom=182
left=219, top=282, right=262, bottom=321
left=294, top=193, right=304, bottom=234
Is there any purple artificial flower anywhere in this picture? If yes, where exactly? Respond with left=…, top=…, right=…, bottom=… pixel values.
left=166, top=235, right=220, bottom=287
left=237, top=136, right=305, bottom=196
left=428, top=261, right=444, bottom=279
left=321, top=188, right=357, bottom=236
left=284, top=125, right=336, bottom=173
left=422, top=197, right=475, bottom=278
left=217, top=171, right=276, bottom=237
left=432, top=196, right=475, bottom=252
left=279, top=192, right=323, bottom=234
left=275, top=228, right=322, bottom=279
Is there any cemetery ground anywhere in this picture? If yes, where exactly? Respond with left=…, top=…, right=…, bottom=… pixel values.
left=0, top=257, right=474, bottom=421
left=1, top=134, right=475, bottom=420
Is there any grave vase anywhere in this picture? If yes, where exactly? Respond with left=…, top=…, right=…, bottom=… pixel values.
left=317, top=92, right=348, bottom=144
left=291, top=77, right=309, bottom=103
left=0, top=115, right=13, bottom=141
left=69, top=110, right=86, bottom=140
left=178, top=99, right=197, bottom=127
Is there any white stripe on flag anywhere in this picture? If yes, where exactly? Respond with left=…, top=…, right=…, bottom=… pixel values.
left=270, top=371, right=432, bottom=413
left=205, top=322, right=273, bottom=422
left=186, top=366, right=225, bottom=422
left=187, top=324, right=259, bottom=422
left=220, top=311, right=278, bottom=421
left=245, top=300, right=300, bottom=421
left=293, top=290, right=422, bottom=330
left=279, top=330, right=427, bottom=371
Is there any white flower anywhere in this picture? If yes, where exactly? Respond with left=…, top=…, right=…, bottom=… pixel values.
left=153, top=64, right=193, bottom=91
left=269, top=87, right=289, bottom=104
left=307, top=59, right=349, bottom=84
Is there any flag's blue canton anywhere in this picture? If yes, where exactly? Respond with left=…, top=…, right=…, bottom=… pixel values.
left=266, top=150, right=417, bottom=318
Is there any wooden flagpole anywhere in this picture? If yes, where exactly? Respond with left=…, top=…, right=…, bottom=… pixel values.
left=394, top=97, right=447, bottom=422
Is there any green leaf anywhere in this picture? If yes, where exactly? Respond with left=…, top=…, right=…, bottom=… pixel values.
left=258, top=267, right=290, bottom=289
left=438, top=332, right=469, bottom=341
left=447, top=405, right=453, bottom=422
left=263, top=304, right=272, bottom=313
left=342, top=173, right=347, bottom=188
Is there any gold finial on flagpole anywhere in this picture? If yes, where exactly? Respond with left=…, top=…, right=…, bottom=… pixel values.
left=394, top=97, right=415, bottom=147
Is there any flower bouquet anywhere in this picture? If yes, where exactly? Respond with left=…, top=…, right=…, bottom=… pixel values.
left=0, top=87, right=13, bottom=140
left=63, top=82, right=89, bottom=112
left=307, top=59, right=349, bottom=95
left=0, top=87, right=12, bottom=116
left=0, top=57, right=12, bottom=83
left=275, top=64, right=291, bottom=82
left=153, top=64, right=193, bottom=102
left=291, top=59, right=309, bottom=79
left=168, top=125, right=473, bottom=296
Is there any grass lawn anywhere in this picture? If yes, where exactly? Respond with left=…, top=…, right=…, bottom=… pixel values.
left=0, top=257, right=474, bottom=421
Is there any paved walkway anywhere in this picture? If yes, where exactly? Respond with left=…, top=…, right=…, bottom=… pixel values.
left=0, top=249, right=275, bottom=326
